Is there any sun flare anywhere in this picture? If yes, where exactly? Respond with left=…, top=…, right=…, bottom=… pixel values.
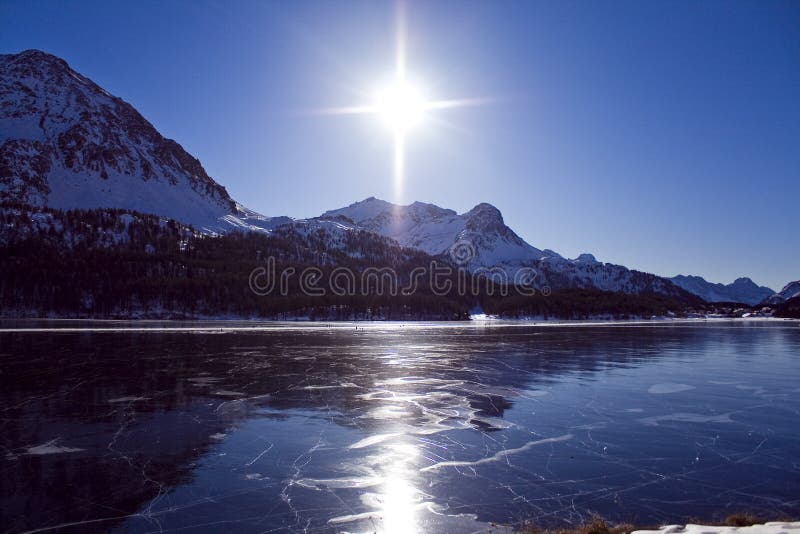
left=308, top=1, right=488, bottom=202
left=373, top=81, right=427, bottom=133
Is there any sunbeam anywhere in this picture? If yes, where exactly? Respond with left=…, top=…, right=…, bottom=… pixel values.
left=303, top=1, right=490, bottom=201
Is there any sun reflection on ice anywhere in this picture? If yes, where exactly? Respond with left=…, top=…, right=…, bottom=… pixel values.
left=374, top=441, right=424, bottom=534
left=382, top=469, right=418, bottom=532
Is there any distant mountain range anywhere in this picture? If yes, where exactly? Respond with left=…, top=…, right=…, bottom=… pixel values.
left=0, top=49, right=791, bottom=305
left=320, top=197, right=690, bottom=298
left=670, top=275, right=774, bottom=306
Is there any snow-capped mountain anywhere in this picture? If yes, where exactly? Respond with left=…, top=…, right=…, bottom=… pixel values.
left=0, top=50, right=733, bottom=302
left=323, top=197, right=557, bottom=267
left=0, top=49, right=279, bottom=233
left=670, top=275, right=775, bottom=305
left=321, top=197, right=692, bottom=298
left=537, top=254, right=689, bottom=297
left=762, top=280, right=800, bottom=305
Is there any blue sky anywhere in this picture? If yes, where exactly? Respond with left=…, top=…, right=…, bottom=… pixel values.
left=1, top=0, right=798, bottom=290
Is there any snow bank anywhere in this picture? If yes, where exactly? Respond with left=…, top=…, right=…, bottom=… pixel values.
left=633, top=522, right=800, bottom=534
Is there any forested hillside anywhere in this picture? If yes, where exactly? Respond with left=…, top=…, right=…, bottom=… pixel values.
left=1, top=202, right=699, bottom=320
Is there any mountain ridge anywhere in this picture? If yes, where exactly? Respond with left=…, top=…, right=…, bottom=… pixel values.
left=319, top=196, right=696, bottom=299
left=762, top=280, right=800, bottom=305
left=0, top=50, right=776, bottom=302
left=670, top=274, right=775, bottom=306
left=322, top=196, right=552, bottom=266
left=0, top=49, right=280, bottom=233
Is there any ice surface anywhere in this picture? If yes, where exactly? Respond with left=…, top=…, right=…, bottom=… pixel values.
left=2, top=320, right=799, bottom=533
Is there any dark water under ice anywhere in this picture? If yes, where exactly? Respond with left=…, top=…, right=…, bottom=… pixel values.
left=1, top=320, right=798, bottom=533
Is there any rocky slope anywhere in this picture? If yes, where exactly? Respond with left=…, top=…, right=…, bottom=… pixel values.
left=0, top=49, right=277, bottom=232
left=762, top=280, right=800, bottom=305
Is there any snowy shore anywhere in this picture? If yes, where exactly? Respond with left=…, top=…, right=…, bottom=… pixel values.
left=633, top=522, right=800, bottom=534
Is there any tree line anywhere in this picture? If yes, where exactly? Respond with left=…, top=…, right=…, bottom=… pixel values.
left=0, top=202, right=694, bottom=320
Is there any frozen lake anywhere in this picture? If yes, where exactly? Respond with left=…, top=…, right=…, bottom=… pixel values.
left=1, top=320, right=799, bottom=532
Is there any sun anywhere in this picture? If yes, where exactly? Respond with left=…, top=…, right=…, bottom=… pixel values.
left=308, top=1, right=489, bottom=201
left=373, top=81, right=427, bottom=133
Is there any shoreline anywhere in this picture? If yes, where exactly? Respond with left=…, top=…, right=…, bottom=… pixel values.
left=633, top=523, right=800, bottom=534
left=519, top=517, right=800, bottom=534
left=0, top=316, right=798, bottom=333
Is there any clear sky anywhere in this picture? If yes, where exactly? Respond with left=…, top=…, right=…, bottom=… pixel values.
left=1, top=0, right=798, bottom=290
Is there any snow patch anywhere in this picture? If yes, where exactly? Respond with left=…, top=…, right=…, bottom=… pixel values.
left=648, top=383, right=696, bottom=394
left=633, top=522, right=800, bottom=534
left=23, top=439, right=84, bottom=455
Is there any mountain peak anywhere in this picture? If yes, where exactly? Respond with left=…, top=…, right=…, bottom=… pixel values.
left=352, top=196, right=391, bottom=208
left=0, top=49, right=242, bottom=229
left=780, top=280, right=800, bottom=292
left=321, top=197, right=547, bottom=262
left=1, top=49, right=82, bottom=86
left=575, top=253, right=598, bottom=264
left=464, top=202, right=504, bottom=233
left=3, top=49, right=66, bottom=66
left=467, top=202, right=502, bottom=218
left=762, top=280, right=800, bottom=305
